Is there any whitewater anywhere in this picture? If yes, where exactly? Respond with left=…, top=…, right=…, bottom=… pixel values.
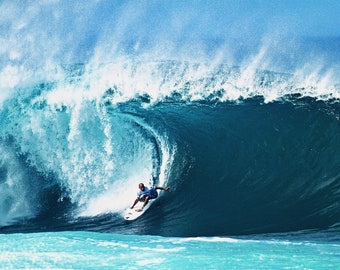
left=1, top=1, right=340, bottom=269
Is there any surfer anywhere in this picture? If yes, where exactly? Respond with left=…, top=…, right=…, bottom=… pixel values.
left=130, top=183, right=170, bottom=212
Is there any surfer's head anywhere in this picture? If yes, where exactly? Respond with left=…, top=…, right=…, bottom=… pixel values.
left=139, top=183, right=145, bottom=191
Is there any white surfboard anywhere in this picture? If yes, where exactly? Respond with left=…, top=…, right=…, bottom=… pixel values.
left=123, top=200, right=152, bottom=220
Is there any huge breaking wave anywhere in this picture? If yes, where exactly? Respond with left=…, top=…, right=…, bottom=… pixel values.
left=0, top=60, right=339, bottom=237
left=1, top=0, right=340, bottom=239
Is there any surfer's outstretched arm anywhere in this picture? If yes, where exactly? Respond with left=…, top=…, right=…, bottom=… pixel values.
left=155, top=186, right=170, bottom=191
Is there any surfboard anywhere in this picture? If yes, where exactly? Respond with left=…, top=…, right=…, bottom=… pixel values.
left=123, top=200, right=151, bottom=220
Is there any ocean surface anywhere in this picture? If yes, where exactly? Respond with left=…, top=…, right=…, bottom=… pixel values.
left=1, top=1, right=340, bottom=269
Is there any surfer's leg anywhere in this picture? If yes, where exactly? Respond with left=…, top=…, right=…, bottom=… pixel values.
left=142, top=196, right=151, bottom=209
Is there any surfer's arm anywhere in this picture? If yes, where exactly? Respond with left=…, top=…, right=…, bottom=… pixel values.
left=155, top=186, right=170, bottom=191
left=130, top=198, right=139, bottom=209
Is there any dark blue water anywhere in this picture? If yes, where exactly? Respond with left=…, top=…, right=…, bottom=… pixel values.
left=138, top=98, right=340, bottom=236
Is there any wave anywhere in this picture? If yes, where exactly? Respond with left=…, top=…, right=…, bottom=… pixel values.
left=151, top=99, right=340, bottom=236
left=0, top=75, right=176, bottom=226
left=3, top=60, right=338, bottom=108
left=1, top=0, right=340, bottom=239
left=0, top=38, right=339, bottom=236
left=0, top=68, right=339, bottom=236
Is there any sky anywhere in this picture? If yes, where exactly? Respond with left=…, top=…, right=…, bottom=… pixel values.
left=1, top=1, right=339, bottom=43
left=0, top=0, right=339, bottom=65
left=92, top=0, right=340, bottom=39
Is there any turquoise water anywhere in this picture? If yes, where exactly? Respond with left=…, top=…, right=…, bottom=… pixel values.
left=1, top=231, right=339, bottom=269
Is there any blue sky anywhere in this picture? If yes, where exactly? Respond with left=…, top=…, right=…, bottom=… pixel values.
left=2, top=1, right=339, bottom=44
left=1, top=1, right=339, bottom=65
left=93, top=0, right=340, bottom=39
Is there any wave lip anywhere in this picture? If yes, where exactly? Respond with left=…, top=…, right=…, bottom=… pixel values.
left=93, top=61, right=340, bottom=105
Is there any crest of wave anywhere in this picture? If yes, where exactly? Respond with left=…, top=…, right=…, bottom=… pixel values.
left=77, top=50, right=340, bottom=105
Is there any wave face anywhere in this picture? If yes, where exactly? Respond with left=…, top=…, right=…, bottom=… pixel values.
left=0, top=61, right=339, bottom=237
left=141, top=98, right=340, bottom=236
left=0, top=2, right=339, bottom=237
